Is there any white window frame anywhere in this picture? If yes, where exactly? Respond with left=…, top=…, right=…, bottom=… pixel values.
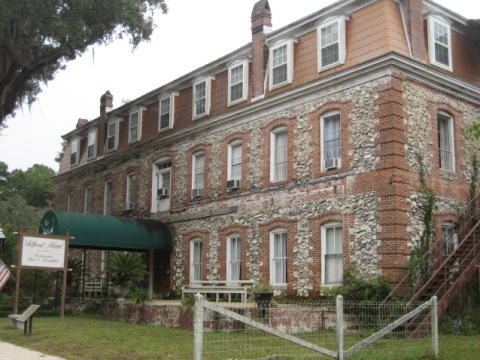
left=126, top=173, right=136, bottom=205
left=128, top=107, right=145, bottom=144
left=227, top=59, right=249, bottom=106
left=270, top=127, right=288, bottom=182
left=437, top=112, right=455, bottom=172
left=190, top=239, right=203, bottom=285
left=441, top=222, right=458, bottom=256
left=192, top=76, right=214, bottom=119
left=84, top=187, right=92, bottom=214
left=269, top=37, right=296, bottom=90
left=192, top=152, right=205, bottom=192
left=104, top=180, right=112, bottom=215
left=427, top=14, right=452, bottom=72
left=227, top=140, right=242, bottom=181
left=87, top=128, right=98, bottom=160
left=67, top=192, right=74, bottom=212
left=70, top=137, right=79, bottom=166
left=106, top=118, right=121, bottom=152
left=159, top=92, right=178, bottom=131
left=270, top=228, right=287, bottom=287
left=151, top=157, right=172, bottom=213
left=227, top=234, right=242, bottom=283
left=317, top=15, right=348, bottom=72
left=321, top=222, right=344, bottom=286
left=321, top=111, right=342, bottom=171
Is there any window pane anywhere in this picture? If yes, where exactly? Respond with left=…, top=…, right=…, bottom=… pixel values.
left=272, top=45, right=288, bottom=85
left=324, top=225, right=343, bottom=284
left=434, top=22, right=449, bottom=66
left=273, top=232, right=287, bottom=284
left=231, top=144, right=242, bottom=180
left=195, top=82, right=206, bottom=116
left=229, top=237, right=241, bottom=281
left=194, top=154, right=205, bottom=189
left=230, top=65, right=244, bottom=102
left=321, top=23, right=339, bottom=66
left=323, top=114, right=341, bottom=160
left=438, top=114, right=452, bottom=170
left=192, top=242, right=202, bottom=282
left=160, top=98, right=171, bottom=129
left=274, top=131, right=287, bottom=181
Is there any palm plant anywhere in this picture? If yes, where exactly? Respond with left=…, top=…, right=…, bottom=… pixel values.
left=105, top=252, right=147, bottom=300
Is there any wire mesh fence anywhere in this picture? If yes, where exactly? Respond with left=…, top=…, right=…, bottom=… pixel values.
left=194, top=295, right=438, bottom=360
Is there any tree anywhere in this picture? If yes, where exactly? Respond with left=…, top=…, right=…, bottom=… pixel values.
left=0, top=0, right=168, bottom=126
left=1, top=164, right=55, bottom=207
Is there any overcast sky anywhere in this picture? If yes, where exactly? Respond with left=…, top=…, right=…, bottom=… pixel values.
left=1, top=0, right=479, bottom=172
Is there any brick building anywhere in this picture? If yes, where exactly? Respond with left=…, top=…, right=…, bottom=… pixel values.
left=47, top=0, right=480, bottom=300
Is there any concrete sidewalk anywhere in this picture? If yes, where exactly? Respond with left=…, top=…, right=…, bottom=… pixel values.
left=0, top=341, right=66, bottom=359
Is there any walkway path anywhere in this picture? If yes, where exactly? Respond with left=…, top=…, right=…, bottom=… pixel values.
left=0, top=341, right=65, bottom=359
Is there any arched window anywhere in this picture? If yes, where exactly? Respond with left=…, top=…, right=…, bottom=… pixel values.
left=321, top=222, right=343, bottom=285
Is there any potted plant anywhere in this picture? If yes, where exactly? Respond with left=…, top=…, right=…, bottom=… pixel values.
left=254, top=283, right=273, bottom=308
left=105, top=252, right=147, bottom=302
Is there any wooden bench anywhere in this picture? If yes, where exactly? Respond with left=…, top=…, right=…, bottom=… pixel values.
left=182, top=280, right=254, bottom=303
left=8, top=304, right=41, bottom=336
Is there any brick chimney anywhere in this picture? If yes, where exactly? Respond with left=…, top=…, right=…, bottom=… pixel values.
left=251, top=0, right=272, bottom=99
left=401, top=0, right=425, bottom=62
left=100, top=90, right=113, bottom=114
left=98, top=91, right=113, bottom=157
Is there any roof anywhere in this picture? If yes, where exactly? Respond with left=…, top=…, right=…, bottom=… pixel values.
left=38, top=211, right=173, bottom=251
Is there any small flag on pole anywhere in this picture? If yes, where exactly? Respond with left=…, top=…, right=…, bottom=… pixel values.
left=0, top=259, right=11, bottom=291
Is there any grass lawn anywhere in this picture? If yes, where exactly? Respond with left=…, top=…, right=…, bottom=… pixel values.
left=1, top=316, right=479, bottom=359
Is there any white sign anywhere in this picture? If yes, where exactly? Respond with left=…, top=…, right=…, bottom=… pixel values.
left=21, top=235, right=66, bottom=269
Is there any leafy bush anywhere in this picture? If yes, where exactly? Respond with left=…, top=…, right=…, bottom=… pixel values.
left=127, top=287, right=151, bottom=307
left=320, top=267, right=395, bottom=301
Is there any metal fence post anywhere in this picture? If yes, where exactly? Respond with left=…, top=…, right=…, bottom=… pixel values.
left=336, top=295, right=344, bottom=360
left=431, top=296, right=438, bottom=358
left=194, top=293, right=204, bottom=360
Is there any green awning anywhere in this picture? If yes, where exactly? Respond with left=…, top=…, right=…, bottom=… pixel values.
left=38, top=210, right=173, bottom=251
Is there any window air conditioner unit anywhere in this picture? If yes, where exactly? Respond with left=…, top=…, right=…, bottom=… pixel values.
left=226, top=179, right=241, bottom=190
left=192, top=188, right=204, bottom=198
left=324, top=158, right=341, bottom=170
left=157, top=188, right=169, bottom=199
left=122, top=202, right=134, bottom=211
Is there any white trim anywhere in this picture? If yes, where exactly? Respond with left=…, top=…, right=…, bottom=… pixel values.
left=426, top=14, right=453, bottom=72
left=158, top=92, right=179, bottom=131
left=317, top=15, right=349, bottom=72
left=269, top=228, right=287, bottom=287
left=228, top=60, right=249, bottom=106
left=151, top=157, right=172, bottom=213
left=269, top=37, right=297, bottom=90
left=190, top=238, right=203, bottom=284
left=226, top=234, right=242, bottom=283
left=437, top=111, right=455, bottom=172
left=192, top=152, right=205, bottom=193
left=320, top=111, right=342, bottom=172
left=192, top=76, right=215, bottom=120
left=106, top=117, right=122, bottom=152
left=103, top=180, right=112, bottom=215
left=270, top=127, right=288, bottom=182
left=321, top=222, right=343, bottom=286
left=86, top=128, right=98, bottom=160
left=70, top=136, right=80, bottom=166
left=128, top=107, right=146, bottom=143
left=227, top=140, right=242, bottom=181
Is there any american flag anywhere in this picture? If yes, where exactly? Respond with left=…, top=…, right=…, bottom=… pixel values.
left=0, top=259, right=11, bottom=291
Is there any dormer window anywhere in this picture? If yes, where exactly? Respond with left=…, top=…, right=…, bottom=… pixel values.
left=193, top=76, right=214, bottom=119
left=159, top=92, right=178, bottom=131
left=317, top=15, right=348, bottom=72
left=269, top=38, right=296, bottom=90
left=128, top=107, right=145, bottom=143
left=106, top=118, right=121, bottom=152
left=87, top=128, right=97, bottom=159
left=70, top=137, right=79, bottom=166
left=427, top=14, right=452, bottom=71
left=228, top=59, right=249, bottom=106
